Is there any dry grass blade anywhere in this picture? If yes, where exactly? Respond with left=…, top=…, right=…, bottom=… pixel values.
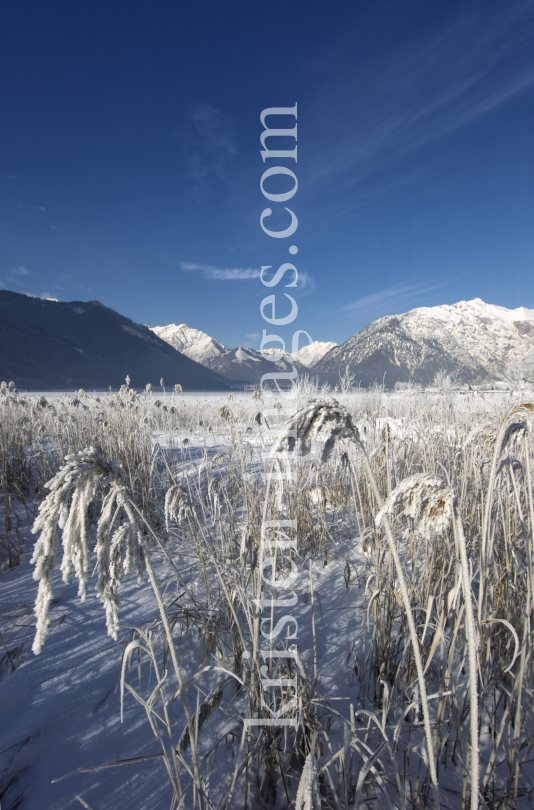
left=177, top=688, right=223, bottom=752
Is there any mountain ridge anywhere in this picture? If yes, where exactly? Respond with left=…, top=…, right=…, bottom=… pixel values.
left=0, top=291, right=229, bottom=390
left=312, top=298, right=534, bottom=387
left=150, top=324, right=337, bottom=383
left=150, top=323, right=227, bottom=367
left=3, top=292, right=532, bottom=391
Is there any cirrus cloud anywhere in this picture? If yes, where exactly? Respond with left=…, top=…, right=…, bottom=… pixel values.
left=181, top=262, right=260, bottom=280
left=181, top=261, right=316, bottom=292
left=176, top=103, right=239, bottom=198
left=341, top=278, right=455, bottom=319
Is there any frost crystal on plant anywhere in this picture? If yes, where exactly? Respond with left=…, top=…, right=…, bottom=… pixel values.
left=273, top=398, right=359, bottom=464
left=31, top=447, right=145, bottom=653
left=164, top=485, right=192, bottom=530
left=295, top=752, right=321, bottom=810
left=375, top=473, right=456, bottom=539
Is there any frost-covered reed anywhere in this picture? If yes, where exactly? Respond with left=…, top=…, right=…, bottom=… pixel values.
left=1, top=385, right=534, bottom=808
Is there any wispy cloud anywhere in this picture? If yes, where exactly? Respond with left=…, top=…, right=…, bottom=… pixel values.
left=245, top=333, right=260, bottom=340
left=0, top=267, right=64, bottom=302
left=308, top=1, right=534, bottom=206
left=17, top=203, right=45, bottom=211
left=1, top=266, right=31, bottom=286
left=177, top=103, right=239, bottom=197
left=294, top=271, right=317, bottom=295
left=342, top=278, right=454, bottom=320
left=257, top=265, right=317, bottom=295
left=181, top=262, right=260, bottom=280
left=181, top=261, right=317, bottom=292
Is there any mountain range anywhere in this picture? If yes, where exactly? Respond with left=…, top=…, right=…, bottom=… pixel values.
left=149, top=323, right=336, bottom=384
left=2, top=292, right=533, bottom=391
left=151, top=300, right=534, bottom=388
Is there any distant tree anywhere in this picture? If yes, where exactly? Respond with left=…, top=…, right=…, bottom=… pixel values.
left=339, top=366, right=357, bottom=394
left=432, top=366, right=462, bottom=391
left=502, top=363, right=530, bottom=393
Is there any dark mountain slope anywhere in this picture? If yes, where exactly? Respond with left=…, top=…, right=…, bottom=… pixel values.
left=0, top=291, right=229, bottom=390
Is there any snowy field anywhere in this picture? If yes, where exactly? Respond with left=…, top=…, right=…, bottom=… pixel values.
left=1, top=382, right=534, bottom=809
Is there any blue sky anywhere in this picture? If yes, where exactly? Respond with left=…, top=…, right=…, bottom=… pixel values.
left=2, top=0, right=534, bottom=351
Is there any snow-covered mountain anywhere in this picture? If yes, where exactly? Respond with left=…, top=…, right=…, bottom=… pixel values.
left=150, top=299, right=534, bottom=389
left=313, top=298, right=534, bottom=387
left=208, top=347, right=286, bottom=385
left=262, top=340, right=337, bottom=368
left=150, top=324, right=226, bottom=367
left=151, top=324, right=329, bottom=383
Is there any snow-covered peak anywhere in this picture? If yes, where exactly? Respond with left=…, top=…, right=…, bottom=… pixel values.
left=150, top=323, right=226, bottom=367
left=402, top=298, right=534, bottom=346
left=311, top=297, right=534, bottom=388
left=294, top=340, right=337, bottom=366
left=235, top=347, right=260, bottom=362
left=397, top=300, right=534, bottom=368
left=262, top=340, right=337, bottom=367
left=408, top=298, right=534, bottom=326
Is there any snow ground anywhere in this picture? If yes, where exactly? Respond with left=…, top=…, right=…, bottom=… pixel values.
left=0, top=426, right=373, bottom=810
left=0, top=509, right=373, bottom=809
left=0, top=545, right=171, bottom=810
left=2, top=392, right=531, bottom=809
